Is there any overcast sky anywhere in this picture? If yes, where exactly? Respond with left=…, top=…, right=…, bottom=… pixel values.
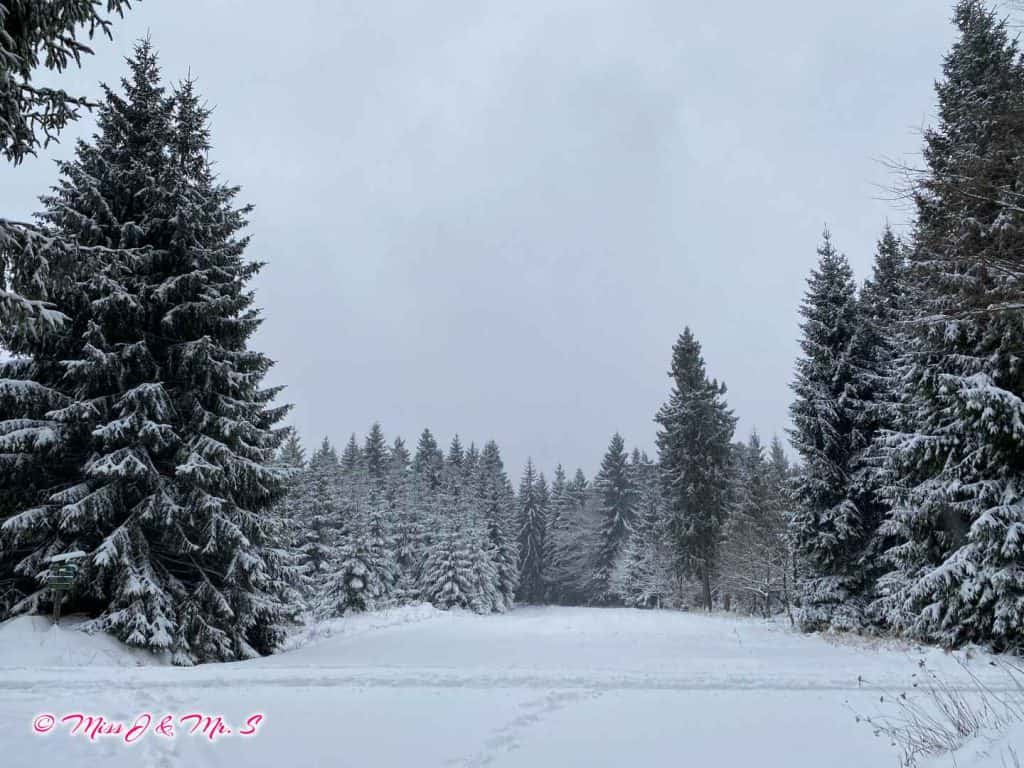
left=4, top=1, right=959, bottom=478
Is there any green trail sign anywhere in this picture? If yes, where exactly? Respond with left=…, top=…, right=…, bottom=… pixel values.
left=46, top=552, right=86, bottom=625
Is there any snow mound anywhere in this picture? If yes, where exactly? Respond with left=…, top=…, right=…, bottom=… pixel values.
left=278, top=602, right=451, bottom=655
left=0, top=614, right=167, bottom=668
left=924, top=721, right=1024, bottom=768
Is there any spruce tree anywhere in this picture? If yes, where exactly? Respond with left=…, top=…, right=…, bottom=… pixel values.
left=0, top=45, right=293, bottom=663
left=294, top=439, right=342, bottom=582
left=543, top=464, right=572, bottom=603
left=787, top=231, right=871, bottom=631
left=362, top=422, right=389, bottom=488
left=612, top=451, right=672, bottom=607
left=591, top=433, right=637, bottom=604
left=720, top=433, right=792, bottom=617
left=413, top=428, right=444, bottom=491
left=516, top=459, right=547, bottom=604
left=876, top=1, right=1024, bottom=650
left=852, top=227, right=908, bottom=618
left=655, top=329, right=736, bottom=610
left=341, top=433, right=364, bottom=478
left=388, top=437, right=422, bottom=601
left=476, top=440, right=518, bottom=609
left=277, top=429, right=307, bottom=469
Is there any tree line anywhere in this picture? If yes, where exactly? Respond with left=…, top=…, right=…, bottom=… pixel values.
left=274, top=334, right=795, bottom=622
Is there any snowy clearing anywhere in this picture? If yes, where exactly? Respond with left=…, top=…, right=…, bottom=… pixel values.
left=0, top=606, right=1018, bottom=767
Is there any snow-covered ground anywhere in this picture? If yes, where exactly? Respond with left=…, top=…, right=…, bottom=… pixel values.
left=0, top=606, right=1019, bottom=767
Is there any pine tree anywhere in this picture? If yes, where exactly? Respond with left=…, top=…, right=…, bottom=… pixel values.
left=591, top=433, right=637, bottom=604
left=0, top=46, right=294, bottom=663
left=516, top=459, right=547, bottom=604
left=875, top=1, right=1024, bottom=650
left=655, top=329, right=736, bottom=610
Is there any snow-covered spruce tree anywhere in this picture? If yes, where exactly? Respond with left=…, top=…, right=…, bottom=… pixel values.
left=590, top=433, right=637, bottom=604
left=340, top=433, right=364, bottom=480
left=459, top=480, right=503, bottom=614
left=655, top=329, right=736, bottom=611
left=612, top=451, right=673, bottom=608
left=463, top=442, right=480, bottom=485
left=475, top=440, right=518, bottom=610
left=0, top=2, right=143, bottom=343
left=562, top=468, right=603, bottom=605
left=720, top=433, right=791, bottom=617
left=277, top=429, right=307, bottom=469
left=441, top=434, right=466, bottom=513
left=387, top=437, right=422, bottom=600
left=852, top=226, right=908, bottom=618
left=768, top=435, right=798, bottom=622
left=321, top=497, right=388, bottom=616
left=874, top=1, right=1024, bottom=650
left=413, top=428, right=444, bottom=492
left=362, top=422, right=389, bottom=489
left=516, top=459, right=547, bottom=604
left=0, top=46, right=294, bottom=663
left=418, top=497, right=493, bottom=612
left=265, top=429, right=307, bottom=600
left=318, top=425, right=397, bottom=616
left=788, top=231, right=873, bottom=632
left=291, top=438, right=343, bottom=584
left=543, top=464, right=572, bottom=603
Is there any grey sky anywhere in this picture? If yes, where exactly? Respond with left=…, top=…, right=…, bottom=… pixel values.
left=4, top=1, right=956, bottom=478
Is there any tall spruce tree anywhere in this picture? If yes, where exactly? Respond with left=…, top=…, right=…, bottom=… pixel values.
left=0, top=44, right=293, bottom=663
left=476, top=440, right=518, bottom=609
left=591, top=433, right=636, bottom=604
left=852, top=227, right=908, bottom=615
left=516, top=459, right=547, bottom=604
left=655, top=328, right=736, bottom=610
left=875, top=1, right=1024, bottom=650
left=543, top=464, right=573, bottom=603
left=788, top=231, right=871, bottom=631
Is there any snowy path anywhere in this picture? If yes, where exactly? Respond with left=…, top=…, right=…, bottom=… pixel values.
left=0, top=607, right=1003, bottom=767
